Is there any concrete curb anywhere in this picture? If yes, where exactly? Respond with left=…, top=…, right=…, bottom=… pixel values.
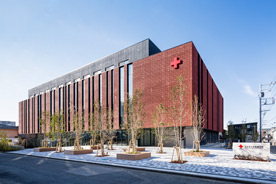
left=6, top=152, right=275, bottom=184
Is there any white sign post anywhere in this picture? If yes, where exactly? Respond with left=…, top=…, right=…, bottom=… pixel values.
left=233, top=142, right=270, bottom=161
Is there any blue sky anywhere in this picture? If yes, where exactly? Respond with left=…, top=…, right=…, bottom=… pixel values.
left=0, top=0, right=276, bottom=129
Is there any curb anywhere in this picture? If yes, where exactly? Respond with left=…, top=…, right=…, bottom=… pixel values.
left=6, top=152, right=275, bottom=184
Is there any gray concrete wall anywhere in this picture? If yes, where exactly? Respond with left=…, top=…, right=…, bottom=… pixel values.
left=28, top=39, right=161, bottom=97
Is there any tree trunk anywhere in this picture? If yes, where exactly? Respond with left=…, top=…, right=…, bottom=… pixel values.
left=131, top=129, right=136, bottom=153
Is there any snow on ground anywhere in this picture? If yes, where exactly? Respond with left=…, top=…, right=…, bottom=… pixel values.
left=9, top=146, right=276, bottom=182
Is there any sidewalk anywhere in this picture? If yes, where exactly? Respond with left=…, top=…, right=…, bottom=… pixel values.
left=8, top=146, right=276, bottom=184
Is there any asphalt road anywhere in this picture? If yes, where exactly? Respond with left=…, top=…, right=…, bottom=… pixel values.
left=0, top=153, right=241, bottom=184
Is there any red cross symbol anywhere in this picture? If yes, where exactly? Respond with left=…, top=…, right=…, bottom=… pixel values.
left=170, top=57, right=181, bottom=69
left=239, top=144, right=243, bottom=149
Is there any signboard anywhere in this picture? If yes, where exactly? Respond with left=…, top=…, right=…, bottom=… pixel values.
left=233, top=142, right=270, bottom=161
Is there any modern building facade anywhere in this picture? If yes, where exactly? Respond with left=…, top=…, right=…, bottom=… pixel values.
left=228, top=122, right=258, bottom=142
left=18, top=39, right=223, bottom=147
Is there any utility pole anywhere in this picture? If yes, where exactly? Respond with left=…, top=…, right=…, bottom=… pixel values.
left=259, top=81, right=276, bottom=142
left=259, top=84, right=263, bottom=142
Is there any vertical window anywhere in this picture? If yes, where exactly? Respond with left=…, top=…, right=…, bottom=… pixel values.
left=64, top=86, right=67, bottom=131
left=92, top=77, right=94, bottom=112
left=119, top=67, right=124, bottom=126
left=37, top=95, right=40, bottom=133
left=88, top=78, right=91, bottom=113
left=82, top=80, right=84, bottom=110
left=99, top=74, right=102, bottom=105
left=82, top=80, right=85, bottom=129
left=59, top=88, right=61, bottom=110
left=68, top=84, right=71, bottom=131
left=76, top=82, right=78, bottom=111
left=106, top=71, right=109, bottom=107
left=73, top=83, right=76, bottom=110
left=50, top=91, right=52, bottom=116
left=127, top=64, right=133, bottom=99
left=111, top=70, right=114, bottom=110
left=53, top=90, right=55, bottom=114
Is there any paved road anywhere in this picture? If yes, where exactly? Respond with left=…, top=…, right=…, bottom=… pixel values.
left=0, top=153, right=241, bottom=184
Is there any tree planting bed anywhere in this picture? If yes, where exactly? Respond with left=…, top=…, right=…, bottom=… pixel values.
left=33, top=148, right=56, bottom=152
left=64, top=149, right=93, bottom=155
left=184, top=151, right=210, bottom=157
left=117, top=152, right=151, bottom=160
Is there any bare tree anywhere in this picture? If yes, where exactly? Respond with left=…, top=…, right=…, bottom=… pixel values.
left=124, top=89, right=145, bottom=154
left=89, top=111, right=98, bottom=149
left=227, top=124, right=235, bottom=148
left=39, top=111, right=50, bottom=148
left=93, top=101, right=108, bottom=156
left=50, top=111, right=65, bottom=152
left=72, top=110, right=83, bottom=151
left=192, top=95, right=205, bottom=152
left=152, top=103, right=168, bottom=153
left=240, top=124, right=247, bottom=142
left=251, top=126, right=259, bottom=143
left=168, top=75, right=188, bottom=163
left=104, top=109, right=116, bottom=150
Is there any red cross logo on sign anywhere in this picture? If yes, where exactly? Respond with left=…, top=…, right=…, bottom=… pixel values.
left=239, top=144, right=243, bottom=149
left=170, top=57, right=181, bottom=69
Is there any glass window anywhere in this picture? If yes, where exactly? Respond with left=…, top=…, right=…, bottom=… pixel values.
left=99, top=74, right=102, bottom=105
left=119, top=67, right=124, bottom=126
left=127, top=64, right=133, bottom=99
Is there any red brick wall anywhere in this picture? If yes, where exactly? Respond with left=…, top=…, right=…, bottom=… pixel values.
left=213, top=83, right=218, bottom=132
left=134, top=42, right=193, bottom=128
left=46, top=92, right=50, bottom=133
left=34, top=96, right=38, bottom=133
left=18, top=101, right=22, bottom=134
left=70, top=83, right=74, bottom=131
left=29, top=98, right=32, bottom=134
left=113, top=68, right=119, bottom=129
left=202, top=63, right=208, bottom=129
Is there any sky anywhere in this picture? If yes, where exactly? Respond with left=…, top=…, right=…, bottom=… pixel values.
left=0, top=0, right=276, bottom=129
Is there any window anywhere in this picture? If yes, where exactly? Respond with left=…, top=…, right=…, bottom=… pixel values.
left=111, top=70, right=114, bottom=110
left=119, top=67, right=124, bottom=126
left=105, top=65, right=114, bottom=71
left=94, top=70, right=101, bottom=75
left=127, top=64, right=133, bottom=98
left=82, top=80, right=84, bottom=110
left=68, top=84, right=71, bottom=131
left=106, top=71, right=109, bottom=107
left=99, top=74, right=102, bottom=104
left=119, top=59, right=130, bottom=66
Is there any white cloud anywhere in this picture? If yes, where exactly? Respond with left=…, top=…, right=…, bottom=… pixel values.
left=243, top=84, right=258, bottom=97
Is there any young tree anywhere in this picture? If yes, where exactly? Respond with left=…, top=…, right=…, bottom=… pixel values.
left=93, top=101, right=108, bottom=156
left=152, top=103, right=168, bottom=153
left=0, top=131, right=8, bottom=151
left=39, top=111, right=50, bottom=148
left=104, top=109, right=116, bottom=150
left=124, top=89, right=145, bottom=154
left=72, top=110, right=83, bottom=151
left=251, top=126, right=259, bottom=142
left=49, top=111, right=65, bottom=152
left=240, top=124, right=247, bottom=142
left=89, top=111, right=98, bottom=148
left=191, top=95, right=205, bottom=152
left=228, top=125, right=235, bottom=148
left=169, top=75, right=188, bottom=163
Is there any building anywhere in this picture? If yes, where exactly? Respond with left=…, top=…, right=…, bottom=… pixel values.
left=261, top=128, right=271, bottom=140
left=0, top=120, right=16, bottom=126
left=18, top=39, right=223, bottom=147
left=228, top=122, right=258, bottom=142
left=0, top=124, right=18, bottom=138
